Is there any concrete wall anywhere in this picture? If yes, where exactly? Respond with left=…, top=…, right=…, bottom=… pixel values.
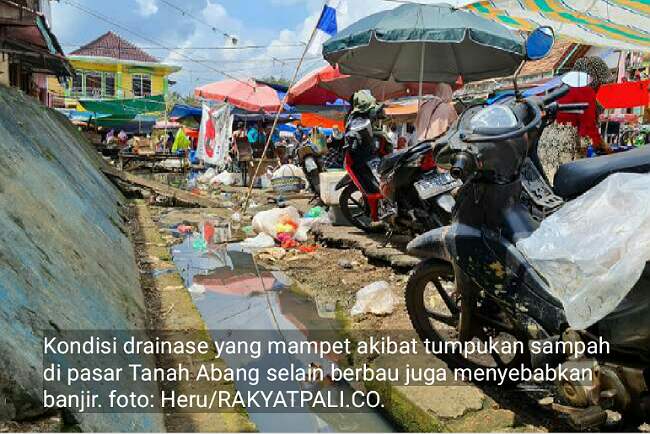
left=0, top=85, right=164, bottom=432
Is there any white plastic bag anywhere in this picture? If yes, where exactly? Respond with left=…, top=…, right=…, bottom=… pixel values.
left=517, top=173, right=650, bottom=329
left=189, top=284, right=206, bottom=294
left=351, top=281, right=397, bottom=316
left=240, top=233, right=276, bottom=249
left=272, top=164, right=306, bottom=181
left=197, top=168, right=216, bottom=184
left=210, top=171, right=240, bottom=186
left=294, top=215, right=331, bottom=242
left=252, top=206, right=301, bottom=238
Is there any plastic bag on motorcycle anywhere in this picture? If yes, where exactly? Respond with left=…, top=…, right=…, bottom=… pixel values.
left=517, top=173, right=650, bottom=329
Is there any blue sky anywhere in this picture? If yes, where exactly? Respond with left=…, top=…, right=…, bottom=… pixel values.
left=51, top=0, right=462, bottom=95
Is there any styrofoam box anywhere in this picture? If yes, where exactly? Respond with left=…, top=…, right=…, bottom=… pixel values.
left=320, top=170, right=347, bottom=205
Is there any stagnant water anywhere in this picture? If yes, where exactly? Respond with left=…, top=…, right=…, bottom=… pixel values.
left=171, top=224, right=393, bottom=433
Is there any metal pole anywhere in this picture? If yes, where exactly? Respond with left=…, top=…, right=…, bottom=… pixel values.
left=418, top=42, right=425, bottom=106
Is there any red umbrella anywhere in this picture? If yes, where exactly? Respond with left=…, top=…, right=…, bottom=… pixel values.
left=287, top=65, right=443, bottom=105
left=195, top=79, right=282, bottom=113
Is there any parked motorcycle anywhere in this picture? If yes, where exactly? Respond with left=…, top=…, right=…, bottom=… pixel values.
left=296, top=139, right=325, bottom=200
left=405, top=27, right=650, bottom=430
left=336, top=106, right=456, bottom=234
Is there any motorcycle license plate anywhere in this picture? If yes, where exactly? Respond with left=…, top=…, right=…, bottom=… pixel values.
left=414, top=173, right=462, bottom=200
left=304, top=157, right=318, bottom=172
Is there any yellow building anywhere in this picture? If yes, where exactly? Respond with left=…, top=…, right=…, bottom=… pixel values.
left=48, top=31, right=180, bottom=108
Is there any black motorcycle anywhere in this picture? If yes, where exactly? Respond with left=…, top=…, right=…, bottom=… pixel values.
left=376, top=140, right=458, bottom=236
left=296, top=139, right=325, bottom=200
left=406, top=27, right=650, bottom=429
left=337, top=108, right=456, bottom=235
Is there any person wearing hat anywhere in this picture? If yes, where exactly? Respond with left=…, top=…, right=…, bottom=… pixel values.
left=344, top=90, right=385, bottom=194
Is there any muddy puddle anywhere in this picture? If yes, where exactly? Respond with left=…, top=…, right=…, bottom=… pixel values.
left=171, top=221, right=393, bottom=433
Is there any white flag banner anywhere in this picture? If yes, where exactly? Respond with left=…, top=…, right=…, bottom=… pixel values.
left=308, top=0, right=348, bottom=55
left=197, top=103, right=233, bottom=166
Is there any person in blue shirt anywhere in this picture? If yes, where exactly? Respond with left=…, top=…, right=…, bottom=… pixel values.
left=270, top=126, right=280, bottom=145
left=247, top=123, right=259, bottom=145
left=294, top=122, right=306, bottom=143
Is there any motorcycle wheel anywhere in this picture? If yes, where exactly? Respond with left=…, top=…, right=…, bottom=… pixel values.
left=406, top=259, right=529, bottom=379
left=339, top=183, right=379, bottom=233
left=306, top=169, right=321, bottom=197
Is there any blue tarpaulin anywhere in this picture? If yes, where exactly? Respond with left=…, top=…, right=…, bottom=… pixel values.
left=170, top=104, right=202, bottom=119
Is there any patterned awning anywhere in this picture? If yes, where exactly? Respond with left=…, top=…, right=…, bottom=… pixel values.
left=463, top=0, right=650, bottom=52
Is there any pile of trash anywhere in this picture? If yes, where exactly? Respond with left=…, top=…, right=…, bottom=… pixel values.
left=193, top=167, right=243, bottom=188
left=241, top=206, right=329, bottom=252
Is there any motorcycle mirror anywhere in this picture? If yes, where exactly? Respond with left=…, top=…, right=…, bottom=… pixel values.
left=525, top=26, right=555, bottom=61
left=561, top=71, right=593, bottom=88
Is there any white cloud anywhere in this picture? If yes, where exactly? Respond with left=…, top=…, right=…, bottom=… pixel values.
left=163, top=1, right=260, bottom=91
left=51, top=2, right=82, bottom=43
left=166, top=0, right=479, bottom=95
left=136, top=0, right=159, bottom=17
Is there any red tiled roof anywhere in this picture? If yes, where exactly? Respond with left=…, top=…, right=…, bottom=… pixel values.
left=519, top=40, right=587, bottom=77
left=70, top=31, right=158, bottom=63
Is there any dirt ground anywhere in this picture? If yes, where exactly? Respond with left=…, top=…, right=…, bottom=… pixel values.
left=0, top=416, right=62, bottom=433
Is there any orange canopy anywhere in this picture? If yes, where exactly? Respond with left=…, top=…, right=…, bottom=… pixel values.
left=184, top=128, right=199, bottom=139
left=300, top=113, right=345, bottom=130
left=384, top=102, right=419, bottom=117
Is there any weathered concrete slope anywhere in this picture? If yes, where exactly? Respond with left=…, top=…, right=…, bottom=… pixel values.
left=0, top=85, right=164, bottom=432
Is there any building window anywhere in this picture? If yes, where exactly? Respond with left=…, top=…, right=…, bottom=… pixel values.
left=132, top=74, right=151, bottom=97
left=104, top=73, right=115, bottom=97
left=71, top=72, right=83, bottom=96
left=85, top=72, right=102, bottom=98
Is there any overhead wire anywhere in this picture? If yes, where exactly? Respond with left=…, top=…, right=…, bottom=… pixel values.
left=60, top=43, right=306, bottom=51
left=60, top=0, right=254, bottom=87
left=157, top=0, right=237, bottom=42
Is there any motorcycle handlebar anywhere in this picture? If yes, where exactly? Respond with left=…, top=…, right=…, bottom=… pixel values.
left=450, top=151, right=476, bottom=181
left=557, top=102, right=589, bottom=111
left=541, top=84, right=570, bottom=105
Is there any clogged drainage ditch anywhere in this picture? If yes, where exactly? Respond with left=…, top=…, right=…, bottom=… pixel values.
left=171, top=224, right=394, bottom=433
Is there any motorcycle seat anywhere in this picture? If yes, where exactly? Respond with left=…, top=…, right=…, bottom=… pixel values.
left=553, top=147, right=650, bottom=200
left=377, top=149, right=408, bottom=176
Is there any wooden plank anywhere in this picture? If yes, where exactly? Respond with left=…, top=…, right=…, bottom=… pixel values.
left=102, top=165, right=223, bottom=208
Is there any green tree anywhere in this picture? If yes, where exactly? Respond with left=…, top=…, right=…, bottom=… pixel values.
left=258, top=76, right=290, bottom=88
left=166, top=91, right=199, bottom=112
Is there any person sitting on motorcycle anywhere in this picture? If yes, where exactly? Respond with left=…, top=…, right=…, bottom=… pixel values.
left=345, top=90, right=384, bottom=194
left=556, top=56, right=610, bottom=153
left=537, top=56, right=612, bottom=182
left=294, top=122, right=307, bottom=144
